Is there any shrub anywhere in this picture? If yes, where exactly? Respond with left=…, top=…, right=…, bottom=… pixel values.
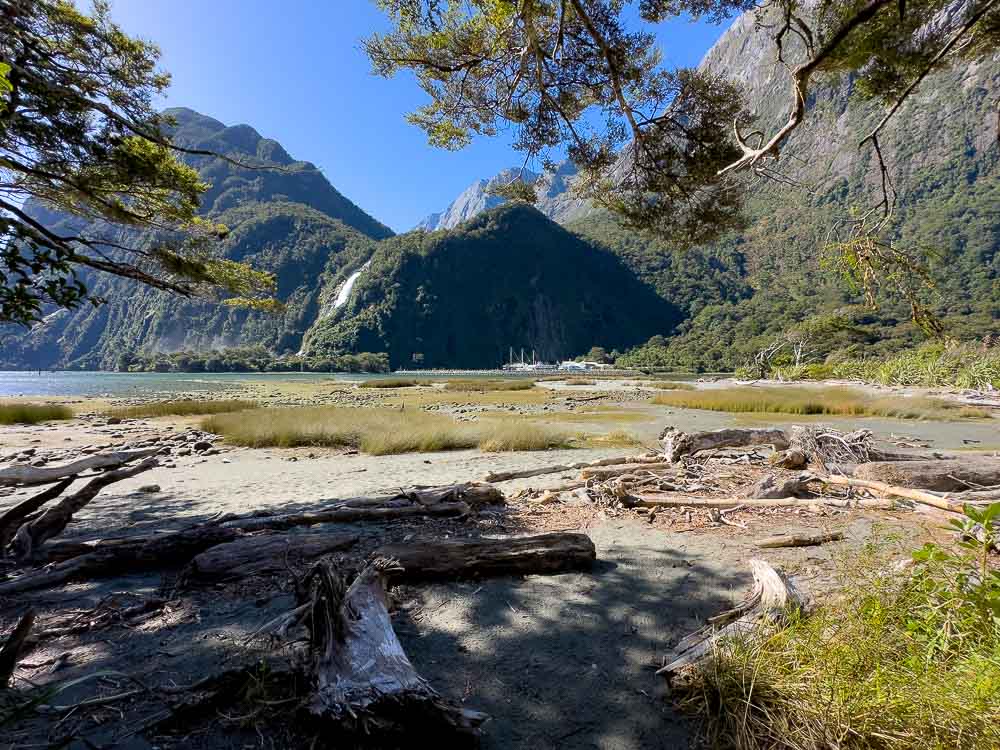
left=0, top=403, right=73, bottom=425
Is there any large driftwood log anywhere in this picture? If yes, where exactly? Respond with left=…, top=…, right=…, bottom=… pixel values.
left=303, top=559, right=488, bottom=741
left=184, top=530, right=359, bottom=582
left=223, top=500, right=470, bottom=533
left=0, top=479, right=73, bottom=550
left=820, top=474, right=978, bottom=513
left=657, top=559, right=807, bottom=676
left=746, top=472, right=813, bottom=499
left=10, top=457, right=158, bottom=562
left=661, top=427, right=790, bottom=463
left=484, top=454, right=662, bottom=482
left=0, top=448, right=160, bottom=487
left=852, top=458, right=1000, bottom=492
left=377, top=532, right=596, bottom=582
left=0, top=527, right=242, bottom=595
left=627, top=494, right=896, bottom=510
left=580, top=461, right=675, bottom=480
left=757, top=531, right=844, bottom=548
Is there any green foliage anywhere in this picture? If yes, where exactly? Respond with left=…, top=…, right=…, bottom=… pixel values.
left=0, top=1, right=278, bottom=325
left=0, top=402, right=73, bottom=424
left=115, top=346, right=389, bottom=374
left=651, top=385, right=989, bottom=420
left=676, top=533, right=1000, bottom=749
left=104, top=399, right=257, bottom=419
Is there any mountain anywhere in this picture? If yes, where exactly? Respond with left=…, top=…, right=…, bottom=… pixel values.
left=415, top=161, right=593, bottom=230
left=0, top=108, right=390, bottom=369
left=305, top=204, right=682, bottom=369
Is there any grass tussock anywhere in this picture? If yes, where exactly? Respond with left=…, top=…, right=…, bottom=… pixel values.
left=358, top=378, right=421, bottom=389
left=443, top=379, right=535, bottom=392
left=0, top=402, right=73, bottom=425
left=203, top=406, right=568, bottom=455
left=579, top=429, right=642, bottom=448
left=675, top=541, right=1000, bottom=750
left=564, top=377, right=597, bottom=386
left=106, top=399, right=258, bottom=419
left=645, top=380, right=697, bottom=390
left=652, top=386, right=988, bottom=420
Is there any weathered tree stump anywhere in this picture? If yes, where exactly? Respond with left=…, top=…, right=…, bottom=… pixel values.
left=302, top=559, right=488, bottom=742
left=661, top=427, right=790, bottom=462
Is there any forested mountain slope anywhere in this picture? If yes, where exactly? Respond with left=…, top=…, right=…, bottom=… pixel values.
left=0, top=109, right=389, bottom=370
left=304, top=204, right=681, bottom=369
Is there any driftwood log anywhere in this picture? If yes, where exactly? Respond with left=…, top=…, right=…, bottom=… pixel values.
left=0, top=448, right=160, bottom=487
left=0, top=479, right=73, bottom=550
left=852, top=458, right=1000, bottom=493
left=377, top=532, right=596, bottom=582
left=0, top=608, right=35, bottom=687
left=757, top=531, right=845, bottom=548
left=746, top=472, right=813, bottom=499
left=626, top=494, right=896, bottom=510
left=184, top=530, right=359, bottom=583
left=302, top=559, right=488, bottom=741
left=580, top=461, right=675, bottom=480
left=661, top=427, right=790, bottom=463
left=10, top=457, right=158, bottom=562
left=657, top=559, right=808, bottom=676
left=483, top=454, right=661, bottom=483
left=222, top=483, right=503, bottom=532
left=0, top=527, right=243, bottom=595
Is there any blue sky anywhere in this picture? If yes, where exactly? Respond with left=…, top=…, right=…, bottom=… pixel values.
left=109, top=1, right=731, bottom=233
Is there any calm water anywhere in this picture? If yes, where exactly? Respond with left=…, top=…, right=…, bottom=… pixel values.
left=0, top=370, right=378, bottom=398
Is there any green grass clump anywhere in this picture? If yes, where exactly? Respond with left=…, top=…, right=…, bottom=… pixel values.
left=358, top=378, right=421, bottom=389
left=443, top=379, right=535, bottom=392
left=676, top=541, right=1000, bottom=750
left=652, top=386, right=988, bottom=420
left=203, top=406, right=569, bottom=455
left=106, top=400, right=258, bottom=419
left=0, top=403, right=73, bottom=425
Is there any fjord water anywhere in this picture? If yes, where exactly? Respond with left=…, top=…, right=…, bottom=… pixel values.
left=0, top=370, right=375, bottom=397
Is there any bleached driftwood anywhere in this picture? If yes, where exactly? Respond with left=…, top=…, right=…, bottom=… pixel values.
left=0, top=448, right=160, bottom=487
left=302, top=559, right=488, bottom=740
left=746, top=472, right=813, bottom=499
left=0, top=609, right=35, bottom=687
left=0, top=479, right=73, bottom=550
left=852, top=458, right=1000, bottom=493
left=661, top=427, right=790, bottom=463
left=627, top=494, right=895, bottom=510
left=483, top=454, right=660, bottom=483
left=377, top=532, right=596, bottom=582
left=11, top=457, right=158, bottom=562
left=580, top=462, right=675, bottom=480
left=820, top=474, right=982, bottom=513
left=657, top=559, right=808, bottom=676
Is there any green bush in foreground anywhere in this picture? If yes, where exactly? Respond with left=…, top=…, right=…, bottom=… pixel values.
left=106, top=400, right=258, bottom=419
left=652, top=386, right=989, bottom=420
left=202, top=406, right=568, bottom=455
left=675, top=510, right=1000, bottom=750
left=443, top=379, right=535, bottom=392
left=0, top=403, right=73, bottom=424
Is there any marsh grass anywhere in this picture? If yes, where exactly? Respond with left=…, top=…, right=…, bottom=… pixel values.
left=644, top=380, right=697, bottom=390
left=0, top=403, right=73, bottom=425
left=443, top=379, right=535, bottom=392
left=358, top=378, right=421, bottom=388
left=578, top=429, right=642, bottom=448
left=652, top=386, right=988, bottom=420
left=106, top=399, right=258, bottom=419
left=203, top=406, right=569, bottom=455
left=676, top=543, right=1000, bottom=750
left=564, top=377, right=597, bottom=386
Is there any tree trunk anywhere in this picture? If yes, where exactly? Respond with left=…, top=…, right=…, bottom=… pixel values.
left=0, top=479, right=73, bottom=550
left=852, top=458, right=1000, bottom=492
left=184, top=530, right=359, bottom=583
left=302, top=559, right=488, bottom=742
left=0, top=448, right=160, bottom=487
left=222, top=500, right=471, bottom=533
left=661, top=427, right=790, bottom=462
left=377, top=532, right=596, bottom=582
left=657, top=559, right=808, bottom=676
